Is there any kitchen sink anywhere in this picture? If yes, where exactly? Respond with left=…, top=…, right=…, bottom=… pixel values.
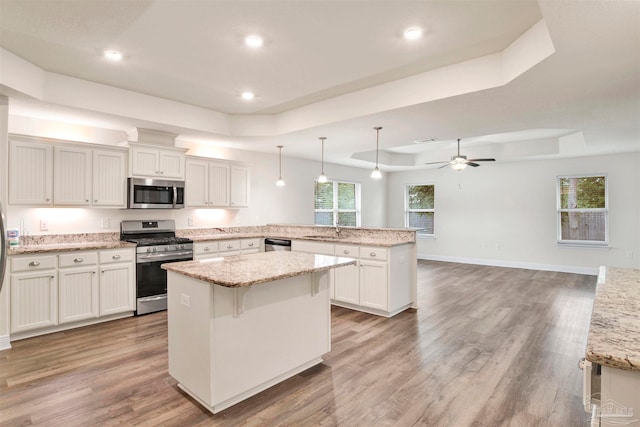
left=302, top=235, right=342, bottom=240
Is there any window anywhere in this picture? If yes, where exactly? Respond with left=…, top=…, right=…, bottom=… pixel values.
left=405, top=184, right=435, bottom=237
left=557, top=174, right=608, bottom=245
left=314, top=180, right=361, bottom=227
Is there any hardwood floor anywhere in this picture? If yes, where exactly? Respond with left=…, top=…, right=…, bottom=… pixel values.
left=0, top=261, right=596, bottom=426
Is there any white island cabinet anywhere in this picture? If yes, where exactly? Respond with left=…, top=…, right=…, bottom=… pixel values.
left=163, top=251, right=355, bottom=414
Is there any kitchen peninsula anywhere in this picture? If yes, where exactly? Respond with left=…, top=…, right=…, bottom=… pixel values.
left=161, top=251, right=356, bottom=414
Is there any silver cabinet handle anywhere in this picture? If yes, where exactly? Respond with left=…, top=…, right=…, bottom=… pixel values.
left=370, top=252, right=376, bottom=257
left=45, top=198, right=51, bottom=202
left=50, top=275, right=55, bottom=279
left=29, top=261, right=40, bottom=267
left=227, top=245, right=233, bottom=249
left=344, top=250, right=349, bottom=254
left=248, top=243, right=254, bottom=247
left=85, top=199, right=89, bottom=202
left=94, top=200, right=98, bottom=203
left=112, top=254, right=121, bottom=260
left=74, top=257, right=83, bottom=263
left=204, top=247, right=210, bottom=251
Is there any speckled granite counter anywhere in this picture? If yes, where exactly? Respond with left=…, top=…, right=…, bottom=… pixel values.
left=586, top=266, right=640, bottom=371
left=7, top=232, right=135, bottom=255
left=162, top=251, right=356, bottom=288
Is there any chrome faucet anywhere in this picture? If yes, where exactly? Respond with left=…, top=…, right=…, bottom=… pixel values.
left=335, top=222, right=340, bottom=235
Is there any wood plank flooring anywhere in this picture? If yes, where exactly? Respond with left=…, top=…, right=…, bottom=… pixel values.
left=0, top=261, right=597, bottom=426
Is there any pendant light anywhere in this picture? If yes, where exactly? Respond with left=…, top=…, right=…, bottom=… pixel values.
left=371, top=126, right=382, bottom=179
left=276, top=145, right=285, bottom=187
left=318, top=137, right=328, bottom=183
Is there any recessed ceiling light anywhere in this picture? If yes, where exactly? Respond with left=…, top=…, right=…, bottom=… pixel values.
left=103, top=50, right=123, bottom=62
left=241, top=91, right=255, bottom=100
left=245, top=35, right=264, bottom=48
left=403, top=27, right=423, bottom=40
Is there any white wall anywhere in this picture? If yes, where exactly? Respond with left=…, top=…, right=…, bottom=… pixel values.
left=6, top=144, right=387, bottom=235
left=387, top=152, right=640, bottom=273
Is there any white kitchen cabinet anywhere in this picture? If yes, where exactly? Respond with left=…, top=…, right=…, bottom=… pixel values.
left=292, top=240, right=414, bottom=317
left=93, top=149, right=127, bottom=207
left=53, top=145, right=92, bottom=206
left=9, top=135, right=127, bottom=208
left=359, top=259, right=389, bottom=311
left=230, top=165, right=250, bottom=207
left=194, top=241, right=219, bottom=260
left=99, top=249, right=135, bottom=316
left=59, top=265, right=99, bottom=324
left=240, top=238, right=261, bottom=254
left=185, top=158, right=230, bottom=207
left=11, top=270, right=58, bottom=333
left=129, top=143, right=186, bottom=179
left=99, top=262, right=135, bottom=316
left=9, top=139, right=53, bottom=205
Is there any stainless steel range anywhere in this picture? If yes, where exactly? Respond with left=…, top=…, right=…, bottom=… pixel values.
left=120, top=220, right=193, bottom=315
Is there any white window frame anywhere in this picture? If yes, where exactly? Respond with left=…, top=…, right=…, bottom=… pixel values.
left=556, top=174, right=608, bottom=247
left=404, top=184, right=435, bottom=238
left=314, top=179, right=361, bottom=227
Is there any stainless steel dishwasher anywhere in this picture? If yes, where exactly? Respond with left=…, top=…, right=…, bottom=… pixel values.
left=264, top=238, right=291, bottom=252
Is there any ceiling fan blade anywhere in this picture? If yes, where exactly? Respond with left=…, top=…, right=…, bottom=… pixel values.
left=438, top=163, right=453, bottom=169
left=424, top=160, right=450, bottom=165
left=467, top=158, right=496, bottom=162
left=466, top=162, right=480, bottom=167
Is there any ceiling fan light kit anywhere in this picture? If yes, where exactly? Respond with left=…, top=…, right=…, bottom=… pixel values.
left=425, top=138, right=496, bottom=171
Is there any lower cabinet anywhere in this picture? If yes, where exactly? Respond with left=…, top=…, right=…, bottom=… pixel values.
left=9, top=248, right=135, bottom=338
left=194, top=238, right=261, bottom=260
left=11, top=270, right=58, bottom=333
left=359, top=259, right=388, bottom=311
left=59, top=266, right=99, bottom=324
left=100, top=262, right=135, bottom=316
left=293, top=240, right=415, bottom=317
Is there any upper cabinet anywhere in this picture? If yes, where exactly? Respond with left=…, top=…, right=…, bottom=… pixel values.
left=129, top=143, right=186, bottom=180
left=185, top=156, right=249, bottom=208
left=8, top=135, right=127, bottom=208
left=230, top=164, right=250, bottom=208
left=9, top=139, right=53, bottom=205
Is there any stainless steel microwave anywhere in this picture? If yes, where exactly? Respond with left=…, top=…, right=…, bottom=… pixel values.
left=127, top=178, right=185, bottom=209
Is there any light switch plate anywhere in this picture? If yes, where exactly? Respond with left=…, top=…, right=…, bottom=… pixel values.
left=40, top=220, right=48, bottom=231
left=181, top=293, right=190, bottom=307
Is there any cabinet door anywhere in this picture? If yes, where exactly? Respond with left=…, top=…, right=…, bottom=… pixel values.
left=185, top=159, right=209, bottom=207
left=54, top=146, right=92, bottom=206
left=230, top=165, right=249, bottom=207
left=359, top=260, right=388, bottom=311
left=209, top=162, right=230, bottom=207
left=59, top=266, right=99, bottom=323
left=159, top=150, right=185, bottom=179
left=93, top=149, right=127, bottom=207
left=100, top=263, right=135, bottom=316
left=11, top=270, right=58, bottom=333
left=334, top=263, right=360, bottom=304
left=131, top=146, right=160, bottom=177
left=9, top=140, right=53, bottom=205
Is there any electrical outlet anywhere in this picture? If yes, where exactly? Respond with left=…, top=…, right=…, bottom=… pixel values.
left=626, top=251, right=634, bottom=258
left=188, top=217, right=193, bottom=226
left=101, top=218, right=110, bottom=229
left=40, top=220, right=48, bottom=231
left=181, top=293, right=190, bottom=307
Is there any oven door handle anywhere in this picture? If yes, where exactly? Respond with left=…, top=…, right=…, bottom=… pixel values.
left=137, top=252, right=193, bottom=263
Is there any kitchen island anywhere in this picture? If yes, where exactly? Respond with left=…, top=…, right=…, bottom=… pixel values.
left=161, top=251, right=356, bottom=414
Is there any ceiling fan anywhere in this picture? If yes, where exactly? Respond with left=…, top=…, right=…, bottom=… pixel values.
left=425, top=139, right=496, bottom=171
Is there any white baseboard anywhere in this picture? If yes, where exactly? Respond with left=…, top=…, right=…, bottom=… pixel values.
left=417, top=254, right=599, bottom=276
left=0, top=334, right=11, bottom=351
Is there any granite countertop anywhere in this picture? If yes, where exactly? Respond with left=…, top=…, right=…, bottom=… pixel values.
left=586, top=267, right=640, bottom=371
left=8, top=240, right=136, bottom=255
left=161, top=251, right=357, bottom=288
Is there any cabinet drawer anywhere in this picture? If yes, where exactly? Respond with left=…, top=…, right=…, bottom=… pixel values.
left=335, top=244, right=359, bottom=258
left=194, top=241, right=219, bottom=255
left=99, top=249, right=134, bottom=264
left=360, top=247, right=388, bottom=261
left=241, top=238, right=260, bottom=250
left=59, top=252, right=98, bottom=268
left=11, top=255, right=57, bottom=272
left=292, top=240, right=334, bottom=255
left=219, top=240, right=240, bottom=252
